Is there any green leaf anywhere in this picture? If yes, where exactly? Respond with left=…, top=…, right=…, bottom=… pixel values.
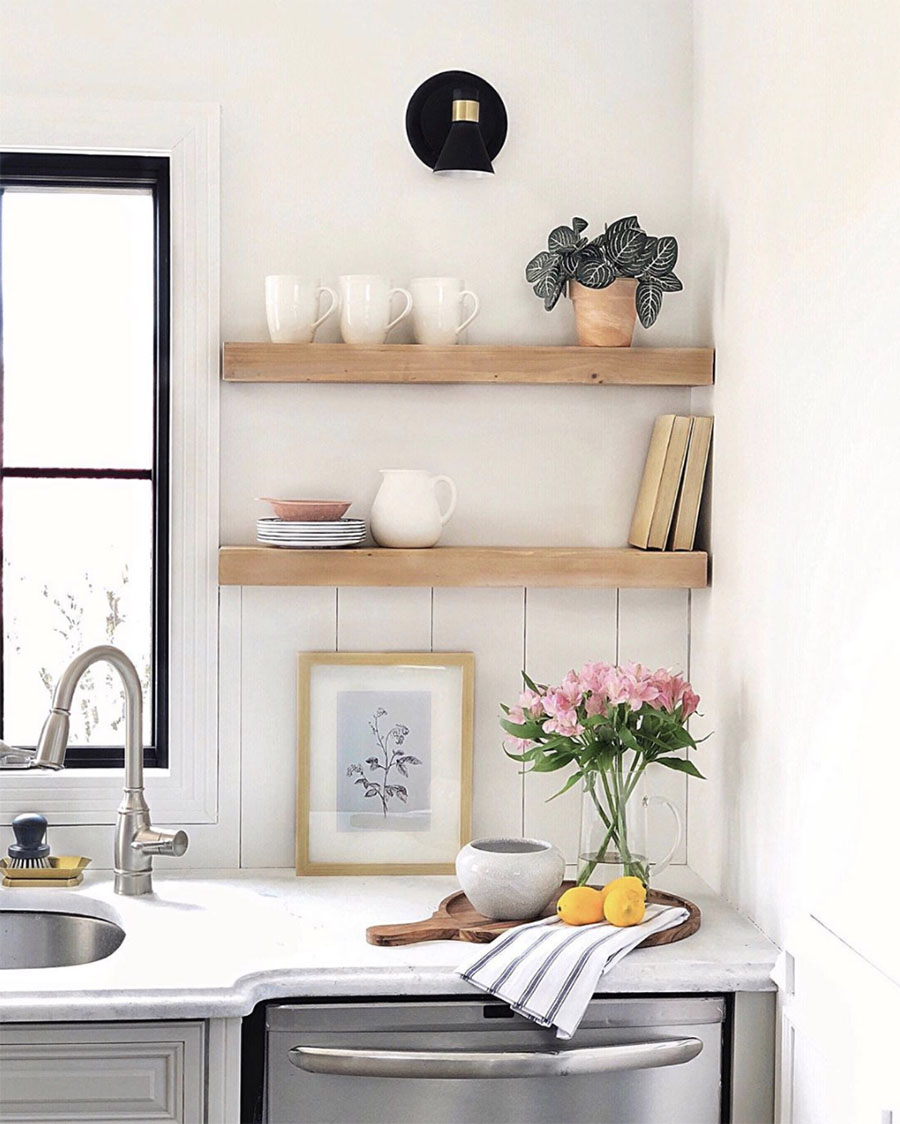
left=576, top=257, right=616, bottom=289
left=499, top=718, right=541, bottom=738
left=521, top=670, right=541, bottom=694
left=654, top=756, right=706, bottom=779
left=654, top=271, right=683, bottom=292
left=636, top=278, right=663, bottom=328
left=525, top=250, right=557, bottom=283
left=547, top=769, right=584, bottom=801
left=530, top=753, right=575, bottom=773
left=616, top=723, right=644, bottom=754
left=645, top=235, right=678, bottom=276
left=548, top=225, right=580, bottom=252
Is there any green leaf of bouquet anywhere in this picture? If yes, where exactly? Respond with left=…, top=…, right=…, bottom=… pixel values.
left=521, top=670, right=541, bottom=694
left=616, top=723, right=643, bottom=753
left=499, top=718, right=541, bottom=738
left=530, top=752, right=575, bottom=773
left=547, top=769, right=584, bottom=801
left=654, top=756, right=706, bottom=779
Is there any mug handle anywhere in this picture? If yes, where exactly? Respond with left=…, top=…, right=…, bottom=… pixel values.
left=432, top=475, right=458, bottom=525
left=456, top=290, right=480, bottom=335
left=312, top=286, right=339, bottom=333
left=386, top=287, right=413, bottom=334
left=643, top=794, right=683, bottom=877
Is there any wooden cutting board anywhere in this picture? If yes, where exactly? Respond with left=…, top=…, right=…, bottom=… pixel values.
left=366, top=882, right=700, bottom=948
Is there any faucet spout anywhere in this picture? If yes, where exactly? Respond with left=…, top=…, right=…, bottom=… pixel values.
left=30, top=644, right=188, bottom=895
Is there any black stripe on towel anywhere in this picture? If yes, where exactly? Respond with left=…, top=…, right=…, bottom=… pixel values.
left=516, top=924, right=604, bottom=1007
left=461, top=916, right=557, bottom=979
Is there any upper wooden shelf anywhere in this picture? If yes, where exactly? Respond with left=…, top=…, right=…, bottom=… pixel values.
left=223, top=343, right=714, bottom=386
left=218, top=546, right=708, bottom=589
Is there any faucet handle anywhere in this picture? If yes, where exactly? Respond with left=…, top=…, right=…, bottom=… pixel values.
left=131, top=827, right=189, bottom=857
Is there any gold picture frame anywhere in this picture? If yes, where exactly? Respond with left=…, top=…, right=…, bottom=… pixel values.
left=297, top=652, right=474, bottom=876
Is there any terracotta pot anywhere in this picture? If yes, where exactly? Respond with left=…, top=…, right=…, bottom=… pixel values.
left=569, top=278, right=637, bottom=347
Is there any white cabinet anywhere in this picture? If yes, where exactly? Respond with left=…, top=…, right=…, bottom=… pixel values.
left=0, top=1019, right=240, bottom=1124
left=777, top=916, right=900, bottom=1124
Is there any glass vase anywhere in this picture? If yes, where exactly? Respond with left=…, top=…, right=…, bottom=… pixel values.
left=576, top=761, right=683, bottom=888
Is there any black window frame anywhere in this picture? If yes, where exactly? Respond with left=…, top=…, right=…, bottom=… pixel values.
left=0, top=152, right=170, bottom=769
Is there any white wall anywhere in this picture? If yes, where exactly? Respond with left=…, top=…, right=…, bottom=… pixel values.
left=0, top=0, right=698, bottom=870
left=689, top=0, right=900, bottom=983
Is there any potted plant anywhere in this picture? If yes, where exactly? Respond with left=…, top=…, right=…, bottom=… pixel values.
left=525, top=216, right=683, bottom=346
left=501, top=661, right=705, bottom=887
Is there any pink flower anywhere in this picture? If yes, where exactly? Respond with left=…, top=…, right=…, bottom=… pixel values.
left=504, top=736, right=534, bottom=755
left=603, top=668, right=633, bottom=707
left=680, top=687, right=700, bottom=718
left=507, top=706, right=527, bottom=725
left=518, top=689, right=545, bottom=718
left=542, top=713, right=584, bottom=737
left=556, top=671, right=583, bottom=707
left=578, top=660, right=611, bottom=696
left=584, top=692, right=607, bottom=717
left=541, top=688, right=584, bottom=736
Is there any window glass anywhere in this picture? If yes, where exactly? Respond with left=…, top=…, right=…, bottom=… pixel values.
left=0, top=155, right=167, bottom=764
left=2, top=477, right=153, bottom=746
left=1, top=190, right=154, bottom=469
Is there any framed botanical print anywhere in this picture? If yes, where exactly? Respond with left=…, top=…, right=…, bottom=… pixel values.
left=296, top=652, right=474, bottom=875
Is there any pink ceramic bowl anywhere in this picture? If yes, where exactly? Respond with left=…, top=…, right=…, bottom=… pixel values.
left=259, top=498, right=352, bottom=522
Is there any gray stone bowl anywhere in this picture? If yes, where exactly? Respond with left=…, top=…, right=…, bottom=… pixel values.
left=455, top=837, right=566, bottom=921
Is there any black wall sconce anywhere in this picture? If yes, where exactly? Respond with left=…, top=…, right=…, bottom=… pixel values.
left=405, top=70, right=507, bottom=179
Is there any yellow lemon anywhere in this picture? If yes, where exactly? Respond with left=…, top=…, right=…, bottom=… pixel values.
left=556, top=886, right=605, bottom=926
left=603, top=886, right=647, bottom=927
left=600, top=875, right=646, bottom=902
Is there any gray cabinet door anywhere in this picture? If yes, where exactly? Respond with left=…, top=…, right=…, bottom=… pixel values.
left=0, top=1021, right=204, bottom=1123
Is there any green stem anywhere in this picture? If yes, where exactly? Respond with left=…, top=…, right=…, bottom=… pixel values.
left=576, top=751, right=651, bottom=886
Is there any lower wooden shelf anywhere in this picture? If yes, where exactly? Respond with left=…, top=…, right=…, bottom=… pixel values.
left=218, top=546, right=708, bottom=589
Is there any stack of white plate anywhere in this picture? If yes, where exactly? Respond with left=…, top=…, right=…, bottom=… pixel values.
left=256, top=517, right=366, bottom=549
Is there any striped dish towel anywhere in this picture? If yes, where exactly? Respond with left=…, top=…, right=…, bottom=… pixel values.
left=456, top=904, right=689, bottom=1039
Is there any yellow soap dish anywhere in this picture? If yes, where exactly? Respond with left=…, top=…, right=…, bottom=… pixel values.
left=1, top=856, right=91, bottom=888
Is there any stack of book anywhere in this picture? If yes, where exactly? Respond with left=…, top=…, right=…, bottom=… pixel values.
left=628, top=415, right=713, bottom=551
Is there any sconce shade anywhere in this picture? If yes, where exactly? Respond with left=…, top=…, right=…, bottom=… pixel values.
left=406, top=70, right=507, bottom=176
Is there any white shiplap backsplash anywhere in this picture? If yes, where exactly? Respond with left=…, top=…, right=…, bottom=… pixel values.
left=235, top=585, right=690, bottom=870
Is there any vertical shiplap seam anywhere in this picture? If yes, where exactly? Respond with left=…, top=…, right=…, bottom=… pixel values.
left=333, top=587, right=339, bottom=652
left=236, top=587, right=244, bottom=868
left=686, top=587, right=692, bottom=866
left=521, top=586, right=528, bottom=836
left=614, top=588, right=620, bottom=664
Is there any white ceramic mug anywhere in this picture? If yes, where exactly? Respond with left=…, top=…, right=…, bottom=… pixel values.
left=370, top=469, right=458, bottom=548
left=265, top=276, right=339, bottom=343
left=338, top=275, right=413, bottom=344
left=410, top=277, right=480, bottom=345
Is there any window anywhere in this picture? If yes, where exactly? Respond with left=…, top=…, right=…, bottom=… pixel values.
left=0, top=153, right=170, bottom=768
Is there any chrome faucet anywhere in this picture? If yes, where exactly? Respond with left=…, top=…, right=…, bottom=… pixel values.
left=24, top=645, right=188, bottom=895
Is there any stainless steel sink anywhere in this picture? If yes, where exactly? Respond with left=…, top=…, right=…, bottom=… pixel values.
left=0, top=910, right=125, bottom=969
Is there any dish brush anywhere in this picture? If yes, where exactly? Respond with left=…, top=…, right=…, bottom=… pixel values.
left=7, top=812, right=51, bottom=869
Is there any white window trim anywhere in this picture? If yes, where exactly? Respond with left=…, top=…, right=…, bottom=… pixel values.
left=0, top=97, right=220, bottom=825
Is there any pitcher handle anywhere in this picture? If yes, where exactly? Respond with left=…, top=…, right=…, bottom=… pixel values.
left=386, top=287, right=413, bottom=334
left=456, top=290, right=480, bottom=336
left=312, top=286, right=339, bottom=333
left=643, top=794, right=683, bottom=877
left=432, top=475, right=458, bottom=525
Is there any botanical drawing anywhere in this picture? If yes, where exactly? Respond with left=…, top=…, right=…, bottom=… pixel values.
left=346, top=707, right=422, bottom=817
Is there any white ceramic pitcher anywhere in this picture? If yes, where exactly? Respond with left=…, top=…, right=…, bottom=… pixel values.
left=370, top=470, right=458, bottom=548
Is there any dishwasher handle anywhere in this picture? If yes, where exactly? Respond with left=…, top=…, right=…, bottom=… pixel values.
left=288, top=1037, right=703, bottom=1079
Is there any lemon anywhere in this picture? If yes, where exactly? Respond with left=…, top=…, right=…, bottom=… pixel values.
left=556, top=886, right=605, bottom=926
left=603, top=885, right=647, bottom=927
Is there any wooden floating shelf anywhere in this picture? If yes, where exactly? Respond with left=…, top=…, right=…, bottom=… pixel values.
left=218, top=546, right=708, bottom=589
left=223, top=343, right=714, bottom=386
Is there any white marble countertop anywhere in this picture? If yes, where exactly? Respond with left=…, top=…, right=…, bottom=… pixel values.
left=0, top=867, right=777, bottom=1022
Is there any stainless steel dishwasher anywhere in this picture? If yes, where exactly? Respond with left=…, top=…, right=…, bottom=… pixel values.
left=264, top=996, right=724, bottom=1124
